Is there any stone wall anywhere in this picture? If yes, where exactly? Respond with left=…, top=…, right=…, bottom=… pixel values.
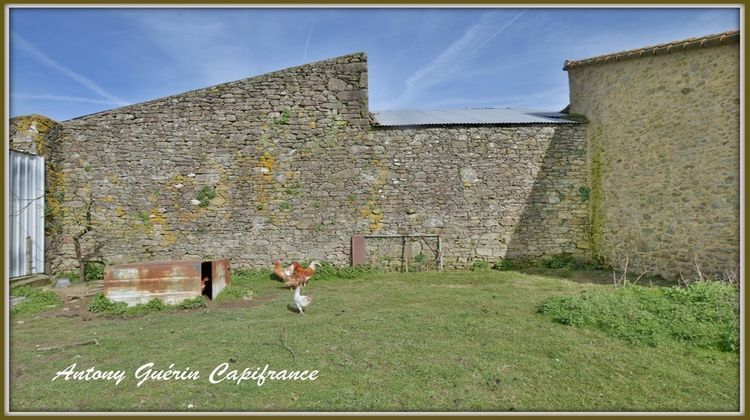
left=368, top=125, right=589, bottom=269
left=9, top=114, right=65, bottom=273
left=567, top=41, right=740, bottom=279
left=10, top=52, right=589, bottom=272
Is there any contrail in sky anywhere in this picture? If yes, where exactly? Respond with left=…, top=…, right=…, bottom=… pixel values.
left=302, top=14, right=316, bottom=63
left=450, top=9, right=528, bottom=70
left=12, top=33, right=129, bottom=106
left=12, top=93, right=126, bottom=106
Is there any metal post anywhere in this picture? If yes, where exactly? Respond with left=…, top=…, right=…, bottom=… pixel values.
left=437, top=235, right=444, bottom=272
left=404, top=236, right=410, bottom=273
left=401, top=236, right=407, bottom=272
left=26, top=236, right=33, bottom=274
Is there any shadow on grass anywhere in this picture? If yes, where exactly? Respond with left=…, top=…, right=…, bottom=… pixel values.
left=505, top=267, right=677, bottom=287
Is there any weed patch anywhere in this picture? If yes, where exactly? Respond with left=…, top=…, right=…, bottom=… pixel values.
left=88, top=294, right=207, bottom=317
left=305, top=261, right=373, bottom=280
left=84, top=262, right=104, bottom=282
left=496, top=254, right=603, bottom=272
left=196, top=186, right=216, bottom=207
left=471, top=260, right=492, bottom=271
left=178, top=297, right=208, bottom=309
left=215, top=269, right=265, bottom=302
left=10, top=286, right=63, bottom=316
left=539, top=281, right=739, bottom=352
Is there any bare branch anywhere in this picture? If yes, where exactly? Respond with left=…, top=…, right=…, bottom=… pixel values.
left=692, top=256, right=704, bottom=282
left=10, top=194, right=45, bottom=216
left=633, top=270, right=649, bottom=286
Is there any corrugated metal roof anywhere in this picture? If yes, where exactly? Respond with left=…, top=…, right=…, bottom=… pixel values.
left=370, top=108, right=576, bottom=126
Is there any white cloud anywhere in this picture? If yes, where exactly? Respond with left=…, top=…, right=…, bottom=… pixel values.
left=387, top=10, right=527, bottom=109
left=12, top=93, right=125, bottom=106
left=126, top=12, right=257, bottom=87
left=12, top=33, right=129, bottom=106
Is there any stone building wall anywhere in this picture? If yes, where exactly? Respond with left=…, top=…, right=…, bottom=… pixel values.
left=567, top=40, right=740, bottom=279
left=368, top=125, right=589, bottom=269
left=10, top=52, right=589, bottom=272
left=9, top=114, right=65, bottom=273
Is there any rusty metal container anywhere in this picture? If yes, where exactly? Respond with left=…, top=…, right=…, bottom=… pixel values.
left=104, top=259, right=231, bottom=306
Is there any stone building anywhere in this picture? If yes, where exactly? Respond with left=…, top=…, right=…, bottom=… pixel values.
left=566, top=30, right=740, bottom=278
left=8, top=30, right=740, bottom=279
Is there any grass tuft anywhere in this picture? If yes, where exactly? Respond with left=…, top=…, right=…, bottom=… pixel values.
left=10, top=286, right=63, bottom=316
left=214, top=269, right=265, bottom=302
left=88, top=294, right=207, bottom=317
left=539, top=281, right=739, bottom=352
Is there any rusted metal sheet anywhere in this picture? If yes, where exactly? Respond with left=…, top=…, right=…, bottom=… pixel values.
left=210, top=259, right=231, bottom=300
left=351, top=236, right=365, bottom=266
left=104, top=259, right=231, bottom=306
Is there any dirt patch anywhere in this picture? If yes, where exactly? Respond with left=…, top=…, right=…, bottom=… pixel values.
left=38, top=280, right=285, bottom=324
left=39, top=281, right=104, bottom=321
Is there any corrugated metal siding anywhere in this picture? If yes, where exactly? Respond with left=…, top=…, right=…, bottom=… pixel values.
left=104, top=259, right=231, bottom=306
left=9, top=150, right=45, bottom=278
left=371, top=108, right=576, bottom=126
left=105, top=260, right=203, bottom=306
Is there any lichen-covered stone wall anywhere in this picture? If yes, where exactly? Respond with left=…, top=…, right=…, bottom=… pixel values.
left=10, top=52, right=589, bottom=273
left=9, top=114, right=65, bottom=273
left=568, top=42, right=740, bottom=279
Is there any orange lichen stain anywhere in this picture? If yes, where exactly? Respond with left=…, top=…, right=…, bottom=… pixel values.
left=378, top=168, right=388, bottom=183
left=258, top=151, right=276, bottom=172
left=12, top=114, right=58, bottom=155
left=149, top=208, right=167, bottom=226
left=102, top=195, right=114, bottom=203
left=359, top=201, right=384, bottom=231
left=178, top=211, right=198, bottom=223
left=161, top=232, right=178, bottom=247
left=308, top=121, right=317, bottom=129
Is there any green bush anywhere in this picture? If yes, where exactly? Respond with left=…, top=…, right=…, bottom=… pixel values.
left=84, top=262, right=105, bottom=282
left=539, top=281, right=740, bottom=352
left=10, top=286, right=63, bottom=316
left=88, top=293, right=128, bottom=315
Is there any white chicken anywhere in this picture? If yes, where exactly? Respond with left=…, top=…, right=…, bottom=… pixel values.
left=293, top=286, right=312, bottom=315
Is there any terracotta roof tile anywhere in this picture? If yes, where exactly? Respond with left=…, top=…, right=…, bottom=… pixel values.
left=563, top=30, right=740, bottom=71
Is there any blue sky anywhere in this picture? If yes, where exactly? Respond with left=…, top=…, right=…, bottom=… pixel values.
left=9, top=7, right=740, bottom=121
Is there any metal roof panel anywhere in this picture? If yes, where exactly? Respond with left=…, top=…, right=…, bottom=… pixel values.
left=370, top=108, right=576, bottom=126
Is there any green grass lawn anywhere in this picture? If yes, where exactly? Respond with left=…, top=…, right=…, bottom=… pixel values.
left=9, top=270, right=739, bottom=412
